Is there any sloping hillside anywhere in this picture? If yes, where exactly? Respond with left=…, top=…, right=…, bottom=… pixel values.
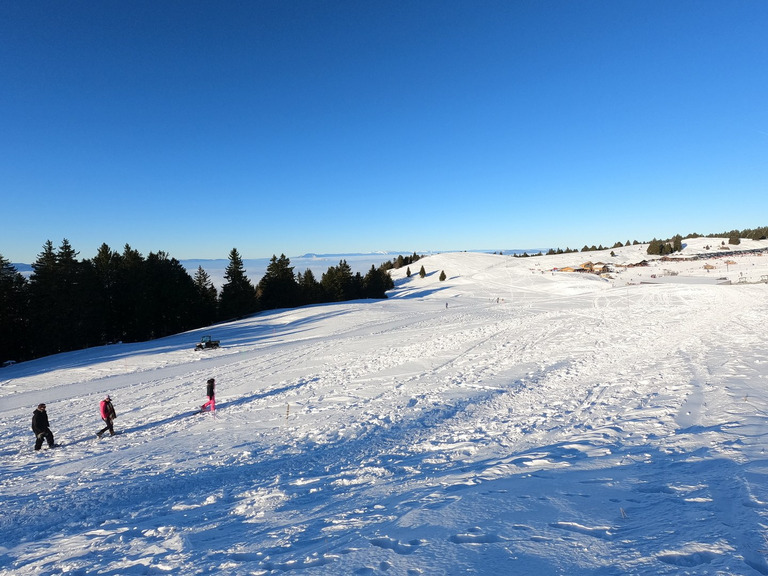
left=2, top=244, right=768, bottom=575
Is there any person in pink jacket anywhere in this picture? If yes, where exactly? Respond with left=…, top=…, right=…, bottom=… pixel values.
left=200, top=378, right=216, bottom=412
left=97, top=395, right=117, bottom=438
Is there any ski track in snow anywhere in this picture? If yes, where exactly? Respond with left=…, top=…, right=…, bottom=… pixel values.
left=2, top=243, right=768, bottom=575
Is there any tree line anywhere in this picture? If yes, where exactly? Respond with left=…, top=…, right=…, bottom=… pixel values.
left=0, top=240, right=404, bottom=363
left=645, top=227, right=768, bottom=256
left=536, top=226, right=768, bottom=258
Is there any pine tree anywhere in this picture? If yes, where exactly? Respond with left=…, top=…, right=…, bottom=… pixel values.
left=219, top=248, right=258, bottom=320
left=259, top=254, right=299, bottom=310
left=363, top=265, right=394, bottom=298
left=321, top=260, right=354, bottom=302
left=56, top=241, right=89, bottom=346
left=0, top=254, right=29, bottom=361
left=143, top=251, right=198, bottom=338
left=116, top=244, right=148, bottom=342
left=439, top=270, right=447, bottom=281
left=27, top=240, right=61, bottom=356
left=297, top=268, right=323, bottom=305
left=26, top=239, right=96, bottom=355
left=91, top=243, right=123, bottom=344
left=419, top=265, right=426, bottom=278
left=193, top=266, right=218, bottom=326
left=646, top=239, right=662, bottom=255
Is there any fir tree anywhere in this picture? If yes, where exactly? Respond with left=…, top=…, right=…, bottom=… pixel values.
left=91, top=244, right=123, bottom=344
left=647, top=239, right=662, bottom=255
left=143, top=251, right=198, bottom=338
left=0, top=254, right=28, bottom=361
left=193, top=266, right=218, bottom=327
left=116, top=244, right=148, bottom=342
left=362, top=265, right=394, bottom=298
left=321, top=260, right=355, bottom=302
left=297, top=268, right=323, bottom=305
left=27, top=240, right=61, bottom=356
left=219, top=248, right=258, bottom=320
left=259, top=254, right=299, bottom=310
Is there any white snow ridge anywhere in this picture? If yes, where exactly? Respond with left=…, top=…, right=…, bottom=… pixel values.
left=2, top=240, right=768, bottom=575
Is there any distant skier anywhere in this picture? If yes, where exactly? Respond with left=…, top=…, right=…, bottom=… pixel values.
left=201, top=378, right=216, bottom=412
left=32, top=403, right=55, bottom=450
left=97, top=395, right=117, bottom=438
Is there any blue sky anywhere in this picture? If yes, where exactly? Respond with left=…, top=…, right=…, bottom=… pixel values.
left=2, top=1, right=767, bottom=264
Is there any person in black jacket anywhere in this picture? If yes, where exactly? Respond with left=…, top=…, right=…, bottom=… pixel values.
left=32, top=403, right=55, bottom=450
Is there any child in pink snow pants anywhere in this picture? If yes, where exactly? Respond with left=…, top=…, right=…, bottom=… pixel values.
left=201, top=378, right=215, bottom=412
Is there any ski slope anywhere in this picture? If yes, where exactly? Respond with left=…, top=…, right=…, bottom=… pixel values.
left=2, top=240, right=768, bottom=575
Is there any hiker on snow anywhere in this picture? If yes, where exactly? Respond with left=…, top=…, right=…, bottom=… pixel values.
left=97, top=394, right=117, bottom=438
left=32, top=403, right=55, bottom=450
left=201, top=378, right=216, bottom=412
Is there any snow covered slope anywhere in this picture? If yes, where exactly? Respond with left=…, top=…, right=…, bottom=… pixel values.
left=2, top=241, right=768, bottom=575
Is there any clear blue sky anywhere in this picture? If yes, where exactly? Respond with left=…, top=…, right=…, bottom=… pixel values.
left=2, top=1, right=767, bottom=263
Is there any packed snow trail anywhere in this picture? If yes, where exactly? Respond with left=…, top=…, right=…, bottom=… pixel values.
left=2, top=247, right=768, bottom=575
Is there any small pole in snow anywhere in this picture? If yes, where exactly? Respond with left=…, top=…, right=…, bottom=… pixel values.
left=286, top=403, right=290, bottom=420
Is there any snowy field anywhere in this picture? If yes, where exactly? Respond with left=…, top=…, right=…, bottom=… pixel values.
left=2, top=238, right=768, bottom=575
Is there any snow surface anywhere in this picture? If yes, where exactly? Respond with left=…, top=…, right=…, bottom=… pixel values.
left=2, top=238, right=768, bottom=575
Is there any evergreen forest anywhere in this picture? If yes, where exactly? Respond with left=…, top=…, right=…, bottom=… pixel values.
left=0, top=241, right=419, bottom=364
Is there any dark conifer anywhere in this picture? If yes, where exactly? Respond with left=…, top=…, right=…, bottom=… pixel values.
left=0, top=254, right=28, bottom=361
left=363, top=265, right=393, bottom=298
left=219, top=248, right=258, bottom=320
left=193, top=266, right=218, bottom=327
left=259, top=254, right=299, bottom=310
left=321, top=260, right=355, bottom=302
left=297, top=269, right=323, bottom=305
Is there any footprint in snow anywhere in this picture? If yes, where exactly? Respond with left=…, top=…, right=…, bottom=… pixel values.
left=370, top=536, right=423, bottom=555
left=449, top=526, right=505, bottom=544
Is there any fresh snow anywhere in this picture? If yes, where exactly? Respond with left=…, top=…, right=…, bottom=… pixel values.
left=2, top=238, right=768, bottom=575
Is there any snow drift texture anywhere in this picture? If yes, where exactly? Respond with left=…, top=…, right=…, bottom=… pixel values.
left=2, top=239, right=768, bottom=575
